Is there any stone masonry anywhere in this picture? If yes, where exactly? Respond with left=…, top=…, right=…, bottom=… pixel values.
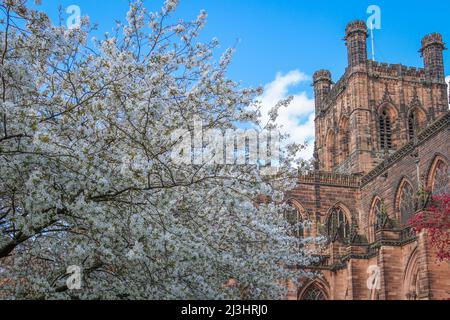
left=289, top=20, right=450, bottom=300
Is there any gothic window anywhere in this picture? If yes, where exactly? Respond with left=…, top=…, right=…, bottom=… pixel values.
left=327, top=207, right=350, bottom=243
left=432, top=161, right=449, bottom=195
left=399, top=182, right=416, bottom=225
left=301, top=285, right=327, bottom=300
left=285, top=206, right=304, bottom=238
left=379, top=110, right=393, bottom=150
left=374, top=199, right=384, bottom=231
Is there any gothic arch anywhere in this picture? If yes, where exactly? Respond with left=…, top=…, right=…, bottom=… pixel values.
left=377, top=102, right=399, bottom=121
left=406, top=105, right=427, bottom=120
left=285, top=199, right=310, bottom=238
left=324, top=202, right=353, bottom=243
left=395, top=177, right=416, bottom=226
left=298, top=279, right=330, bottom=300
left=368, top=195, right=383, bottom=243
left=377, top=103, right=399, bottom=151
left=426, top=154, right=449, bottom=195
left=287, top=198, right=310, bottom=220
left=325, top=201, right=354, bottom=223
left=403, top=247, right=426, bottom=300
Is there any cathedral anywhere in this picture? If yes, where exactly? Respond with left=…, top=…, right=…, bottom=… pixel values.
left=288, top=20, right=450, bottom=300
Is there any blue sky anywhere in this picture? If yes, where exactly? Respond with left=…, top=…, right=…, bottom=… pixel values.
left=35, top=0, right=450, bottom=158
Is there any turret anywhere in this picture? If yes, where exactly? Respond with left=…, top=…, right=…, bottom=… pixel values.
left=344, top=20, right=368, bottom=67
left=420, top=33, right=446, bottom=82
left=313, top=70, right=332, bottom=113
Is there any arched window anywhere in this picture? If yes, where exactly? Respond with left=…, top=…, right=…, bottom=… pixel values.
left=369, top=198, right=384, bottom=242
left=379, top=110, right=393, bottom=150
left=285, top=206, right=304, bottom=238
left=327, top=206, right=350, bottom=243
left=431, top=161, right=449, bottom=196
left=300, top=284, right=328, bottom=300
left=373, top=199, right=384, bottom=231
left=399, top=182, right=415, bottom=225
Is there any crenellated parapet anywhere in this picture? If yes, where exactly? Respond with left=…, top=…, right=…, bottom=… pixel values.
left=368, top=61, right=426, bottom=80
left=298, top=171, right=360, bottom=188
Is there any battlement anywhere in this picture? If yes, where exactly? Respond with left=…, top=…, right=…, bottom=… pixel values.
left=317, top=59, right=431, bottom=112
left=345, top=20, right=368, bottom=38
left=314, top=25, right=447, bottom=111
left=313, top=70, right=332, bottom=83
left=421, top=33, right=446, bottom=52
left=298, top=171, right=360, bottom=188
left=368, top=61, right=426, bottom=79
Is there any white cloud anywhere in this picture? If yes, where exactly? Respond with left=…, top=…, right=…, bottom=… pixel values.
left=257, top=70, right=316, bottom=160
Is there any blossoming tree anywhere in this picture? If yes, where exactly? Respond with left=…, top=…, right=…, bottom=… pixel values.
left=0, top=0, right=315, bottom=299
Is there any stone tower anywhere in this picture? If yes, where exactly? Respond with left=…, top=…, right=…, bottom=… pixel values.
left=290, top=21, right=450, bottom=301
left=313, top=20, right=448, bottom=175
